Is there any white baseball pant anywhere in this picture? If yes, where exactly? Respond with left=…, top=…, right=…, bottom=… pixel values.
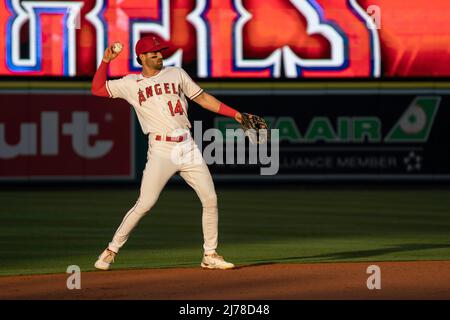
left=107, top=132, right=218, bottom=255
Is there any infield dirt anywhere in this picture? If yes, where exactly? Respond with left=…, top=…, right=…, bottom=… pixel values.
left=1, top=261, right=449, bottom=300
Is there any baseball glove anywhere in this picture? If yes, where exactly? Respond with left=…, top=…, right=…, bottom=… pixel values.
left=240, top=113, right=270, bottom=144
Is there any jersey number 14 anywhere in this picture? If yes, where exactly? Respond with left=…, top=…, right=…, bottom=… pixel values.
left=167, top=100, right=184, bottom=116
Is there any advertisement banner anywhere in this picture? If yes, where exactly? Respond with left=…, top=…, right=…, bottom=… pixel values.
left=186, top=94, right=450, bottom=180
left=0, top=94, right=134, bottom=180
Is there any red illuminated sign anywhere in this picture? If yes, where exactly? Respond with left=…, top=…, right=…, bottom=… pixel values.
left=0, top=94, right=134, bottom=179
left=0, top=0, right=449, bottom=78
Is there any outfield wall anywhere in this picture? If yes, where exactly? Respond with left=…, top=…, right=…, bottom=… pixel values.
left=1, top=81, right=449, bottom=182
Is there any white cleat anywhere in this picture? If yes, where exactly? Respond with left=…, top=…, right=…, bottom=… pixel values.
left=94, top=248, right=117, bottom=271
left=201, top=253, right=235, bottom=270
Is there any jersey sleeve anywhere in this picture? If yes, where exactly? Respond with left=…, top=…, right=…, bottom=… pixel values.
left=106, top=76, right=131, bottom=99
left=179, top=68, right=203, bottom=100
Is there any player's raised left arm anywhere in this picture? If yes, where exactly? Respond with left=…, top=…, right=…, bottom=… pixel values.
left=193, top=92, right=242, bottom=123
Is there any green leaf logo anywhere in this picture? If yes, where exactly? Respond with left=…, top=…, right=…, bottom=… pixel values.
left=385, top=96, right=440, bottom=142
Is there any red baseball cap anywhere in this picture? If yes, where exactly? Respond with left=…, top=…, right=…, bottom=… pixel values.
left=135, top=36, right=169, bottom=57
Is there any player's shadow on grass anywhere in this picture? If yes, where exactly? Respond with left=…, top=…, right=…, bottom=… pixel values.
left=248, top=243, right=450, bottom=264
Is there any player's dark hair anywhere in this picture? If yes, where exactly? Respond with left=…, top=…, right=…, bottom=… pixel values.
left=136, top=57, right=142, bottom=65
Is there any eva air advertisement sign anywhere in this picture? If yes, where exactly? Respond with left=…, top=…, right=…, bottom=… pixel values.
left=212, top=95, right=446, bottom=179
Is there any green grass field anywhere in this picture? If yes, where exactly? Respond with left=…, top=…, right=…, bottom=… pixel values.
left=1, top=187, right=449, bottom=276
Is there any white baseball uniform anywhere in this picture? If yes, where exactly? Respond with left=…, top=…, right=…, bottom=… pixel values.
left=104, top=66, right=218, bottom=255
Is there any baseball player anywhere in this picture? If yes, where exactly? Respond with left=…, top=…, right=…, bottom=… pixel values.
left=91, top=36, right=242, bottom=270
